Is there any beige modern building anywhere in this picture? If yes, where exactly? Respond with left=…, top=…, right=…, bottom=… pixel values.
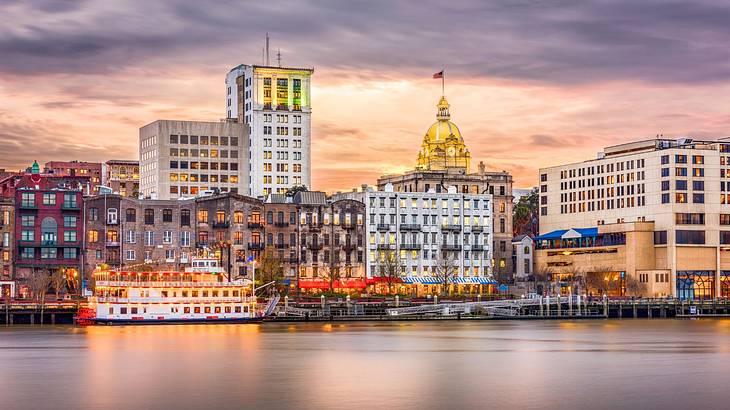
left=538, top=138, right=730, bottom=299
left=377, top=95, right=514, bottom=282
left=139, top=120, right=249, bottom=199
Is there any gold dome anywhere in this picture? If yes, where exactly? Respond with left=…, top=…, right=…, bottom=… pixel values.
left=417, top=96, right=471, bottom=172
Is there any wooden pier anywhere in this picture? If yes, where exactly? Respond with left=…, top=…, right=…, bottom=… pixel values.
left=1, top=301, right=80, bottom=325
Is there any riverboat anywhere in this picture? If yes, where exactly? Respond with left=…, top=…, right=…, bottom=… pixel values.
left=89, top=258, right=269, bottom=325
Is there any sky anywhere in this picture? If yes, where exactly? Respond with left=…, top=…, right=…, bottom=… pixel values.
left=2, top=0, right=730, bottom=192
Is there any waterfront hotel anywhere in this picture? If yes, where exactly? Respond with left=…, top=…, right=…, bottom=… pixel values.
left=537, top=138, right=730, bottom=299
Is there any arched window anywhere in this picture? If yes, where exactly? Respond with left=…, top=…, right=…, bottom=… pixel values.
left=41, top=217, right=58, bottom=245
left=524, top=246, right=530, bottom=254
left=266, top=211, right=273, bottom=224
left=107, top=208, right=118, bottom=224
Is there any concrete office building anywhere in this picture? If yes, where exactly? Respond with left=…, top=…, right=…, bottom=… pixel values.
left=139, top=120, right=249, bottom=200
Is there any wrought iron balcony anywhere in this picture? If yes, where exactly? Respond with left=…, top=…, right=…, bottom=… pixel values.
left=400, top=224, right=421, bottom=231
left=441, top=224, right=462, bottom=232
left=376, top=243, right=394, bottom=250
left=441, top=244, right=462, bottom=251
left=376, top=224, right=392, bottom=231
left=248, top=242, right=265, bottom=251
left=471, top=225, right=484, bottom=232
left=400, top=243, right=422, bottom=250
left=274, top=221, right=290, bottom=227
left=247, top=221, right=264, bottom=229
left=213, top=221, right=230, bottom=229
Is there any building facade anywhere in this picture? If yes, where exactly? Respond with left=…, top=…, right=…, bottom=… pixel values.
left=538, top=138, right=730, bottom=299
left=103, top=160, right=140, bottom=197
left=226, top=64, right=313, bottom=197
left=377, top=95, right=514, bottom=282
left=1, top=198, right=13, bottom=289
left=45, top=161, right=102, bottom=195
left=337, top=184, right=495, bottom=295
left=194, top=193, right=265, bottom=279
left=511, top=235, right=533, bottom=280
left=83, top=195, right=197, bottom=275
left=139, top=120, right=249, bottom=200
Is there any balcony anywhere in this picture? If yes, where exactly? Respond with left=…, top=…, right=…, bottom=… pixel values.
left=247, top=221, right=264, bottom=229
left=274, top=221, right=290, bottom=228
left=400, top=224, right=421, bottom=231
left=471, top=225, right=484, bottom=232
left=276, top=104, right=289, bottom=111
left=196, top=241, right=209, bottom=248
left=248, top=242, right=265, bottom=251
left=441, top=244, right=462, bottom=251
left=376, top=224, right=392, bottom=231
left=106, top=218, right=119, bottom=225
left=62, top=203, right=80, bottom=211
left=470, top=245, right=485, bottom=251
left=40, top=240, right=58, bottom=247
left=342, top=222, right=356, bottom=230
left=286, top=257, right=299, bottom=264
left=400, top=243, right=422, bottom=250
left=307, top=223, right=322, bottom=231
left=376, top=243, right=394, bottom=250
left=276, top=243, right=288, bottom=249
left=342, top=243, right=357, bottom=251
left=106, top=241, right=120, bottom=247
left=18, top=203, right=37, bottom=210
left=308, top=242, right=323, bottom=250
left=441, top=224, right=462, bottom=232
left=213, top=221, right=230, bottom=229
left=17, top=239, right=35, bottom=246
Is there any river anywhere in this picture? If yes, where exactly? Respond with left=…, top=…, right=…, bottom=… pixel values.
left=1, top=319, right=729, bottom=410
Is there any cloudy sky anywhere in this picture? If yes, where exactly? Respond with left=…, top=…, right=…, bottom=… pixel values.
left=2, top=0, right=730, bottom=191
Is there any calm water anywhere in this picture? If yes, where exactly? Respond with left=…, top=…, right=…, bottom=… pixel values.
left=2, top=319, right=730, bottom=410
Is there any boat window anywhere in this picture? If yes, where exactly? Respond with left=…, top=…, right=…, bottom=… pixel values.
left=233, top=291, right=239, bottom=297
left=223, top=290, right=229, bottom=297
left=108, top=307, right=114, bottom=315
left=131, top=307, right=138, bottom=314
left=212, top=290, right=219, bottom=297
left=225, top=306, right=232, bottom=313
left=194, top=307, right=201, bottom=313
left=214, top=307, right=221, bottom=313
left=202, top=291, right=208, bottom=297
left=204, top=307, right=211, bottom=313
left=184, top=307, right=190, bottom=314
left=235, top=306, right=242, bottom=313
left=120, top=307, right=127, bottom=314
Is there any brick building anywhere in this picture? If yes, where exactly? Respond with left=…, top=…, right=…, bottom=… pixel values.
left=194, top=193, right=265, bottom=279
left=103, top=160, right=140, bottom=197
left=1, top=198, right=13, bottom=296
left=83, top=194, right=196, bottom=275
left=45, top=160, right=102, bottom=195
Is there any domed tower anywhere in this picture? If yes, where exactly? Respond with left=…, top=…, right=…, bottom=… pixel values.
left=416, top=96, right=471, bottom=172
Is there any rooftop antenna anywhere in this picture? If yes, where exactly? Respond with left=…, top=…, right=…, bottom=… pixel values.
left=276, top=48, right=282, bottom=67
left=265, top=32, right=270, bottom=66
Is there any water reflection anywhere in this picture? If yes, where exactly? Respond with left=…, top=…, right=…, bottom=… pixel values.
left=1, top=320, right=730, bottom=410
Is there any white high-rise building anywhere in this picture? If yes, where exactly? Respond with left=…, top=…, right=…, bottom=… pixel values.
left=226, top=64, right=313, bottom=198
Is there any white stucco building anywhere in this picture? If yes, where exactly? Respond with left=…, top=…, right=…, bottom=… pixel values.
left=226, top=64, right=313, bottom=198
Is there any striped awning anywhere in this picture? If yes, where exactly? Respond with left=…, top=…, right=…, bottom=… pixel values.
left=402, top=277, right=497, bottom=285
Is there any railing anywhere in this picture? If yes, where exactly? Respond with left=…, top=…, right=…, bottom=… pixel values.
left=471, top=225, right=484, bottom=232
left=376, top=243, right=394, bottom=250
left=95, top=296, right=246, bottom=304
left=95, top=280, right=247, bottom=288
left=470, top=245, right=485, bottom=251
left=308, top=242, right=323, bottom=250
left=274, top=221, right=289, bottom=227
left=247, top=221, right=264, bottom=229
left=341, top=222, right=356, bottom=230
left=248, top=242, right=265, bottom=250
left=213, top=221, right=230, bottom=228
left=376, top=224, right=392, bottom=231
left=400, top=243, right=422, bottom=250
left=441, top=224, right=462, bottom=231
left=400, top=224, right=421, bottom=231
left=441, top=244, right=462, bottom=251
left=342, top=243, right=357, bottom=251
left=276, top=243, right=288, bottom=249
left=106, top=241, right=120, bottom=247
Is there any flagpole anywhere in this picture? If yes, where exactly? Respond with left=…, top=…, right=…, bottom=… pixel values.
left=442, top=69, right=445, bottom=96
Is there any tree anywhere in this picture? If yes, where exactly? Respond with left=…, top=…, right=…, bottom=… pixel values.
left=513, top=188, right=539, bottom=236
left=51, top=268, right=67, bottom=300
left=28, top=270, right=52, bottom=324
left=318, top=263, right=341, bottom=294
left=625, top=276, right=646, bottom=297
left=257, top=251, right=285, bottom=294
left=285, top=184, right=308, bottom=197
left=434, top=251, right=459, bottom=296
left=381, top=250, right=405, bottom=294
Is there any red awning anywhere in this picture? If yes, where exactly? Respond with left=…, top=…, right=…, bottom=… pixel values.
left=366, top=277, right=403, bottom=285
left=298, top=279, right=367, bottom=290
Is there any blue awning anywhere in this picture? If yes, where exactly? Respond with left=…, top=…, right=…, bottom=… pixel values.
left=402, top=277, right=496, bottom=285
left=535, top=227, right=598, bottom=241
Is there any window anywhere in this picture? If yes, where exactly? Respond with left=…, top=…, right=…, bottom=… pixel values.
left=720, top=232, right=730, bottom=245
left=692, top=155, right=704, bottom=164
left=654, top=231, right=667, bottom=245
left=63, top=193, right=77, bottom=208
left=675, top=193, right=687, bottom=203
left=163, top=230, right=173, bottom=244
left=180, top=231, right=191, bottom=247
left=88, top=230, right=98, bottom=243
left=42, top=193, right=56, bottom=205
left=21, top=215, right=35, bottom=227
left=676, top=230, right=705, bottom=245
left=21, top=192, right=35, bottom=207
left=721, top=214, right=730, bottom=226
left=675, top=154, right=687, bottom=164
left=675, top=213, right=704, bottom=225
left=181, top=209, right=191, bottom=226
left=675, top=180, right=687, bottom=190
left=693, top=181, right=704, bottom=191
left=63, top=248, right=77, bottom=259
left=144, top=209, right=154, bottom=225
left=661, top=193, right=670, bottom=204
left=693, top=193, right=704, bottom=204
left=163, top=209, right=173, bottom=223
left=197, top=210, right=208, bottom=223
left=126, top=208, right=136, bottom=223
left=63, top=231, right=77, bottom=243
left=107, top=208, right=118, bottom=224
left=145, top=231, right=154, bottom=246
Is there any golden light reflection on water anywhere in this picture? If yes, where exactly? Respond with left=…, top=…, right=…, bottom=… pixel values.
left=4, top=320, right=730, bottom=410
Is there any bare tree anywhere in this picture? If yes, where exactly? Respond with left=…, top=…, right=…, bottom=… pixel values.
left=51, top=268, right=66, bottom=300
left=28, top=269, right=52, bottom=325
left=381, top=250, right=405, bottom=294
left=434, top=251, right=459, bottom=296
left=318, top=263, right=341, bottom=294
left=625, top=276, right=646, bottom=297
